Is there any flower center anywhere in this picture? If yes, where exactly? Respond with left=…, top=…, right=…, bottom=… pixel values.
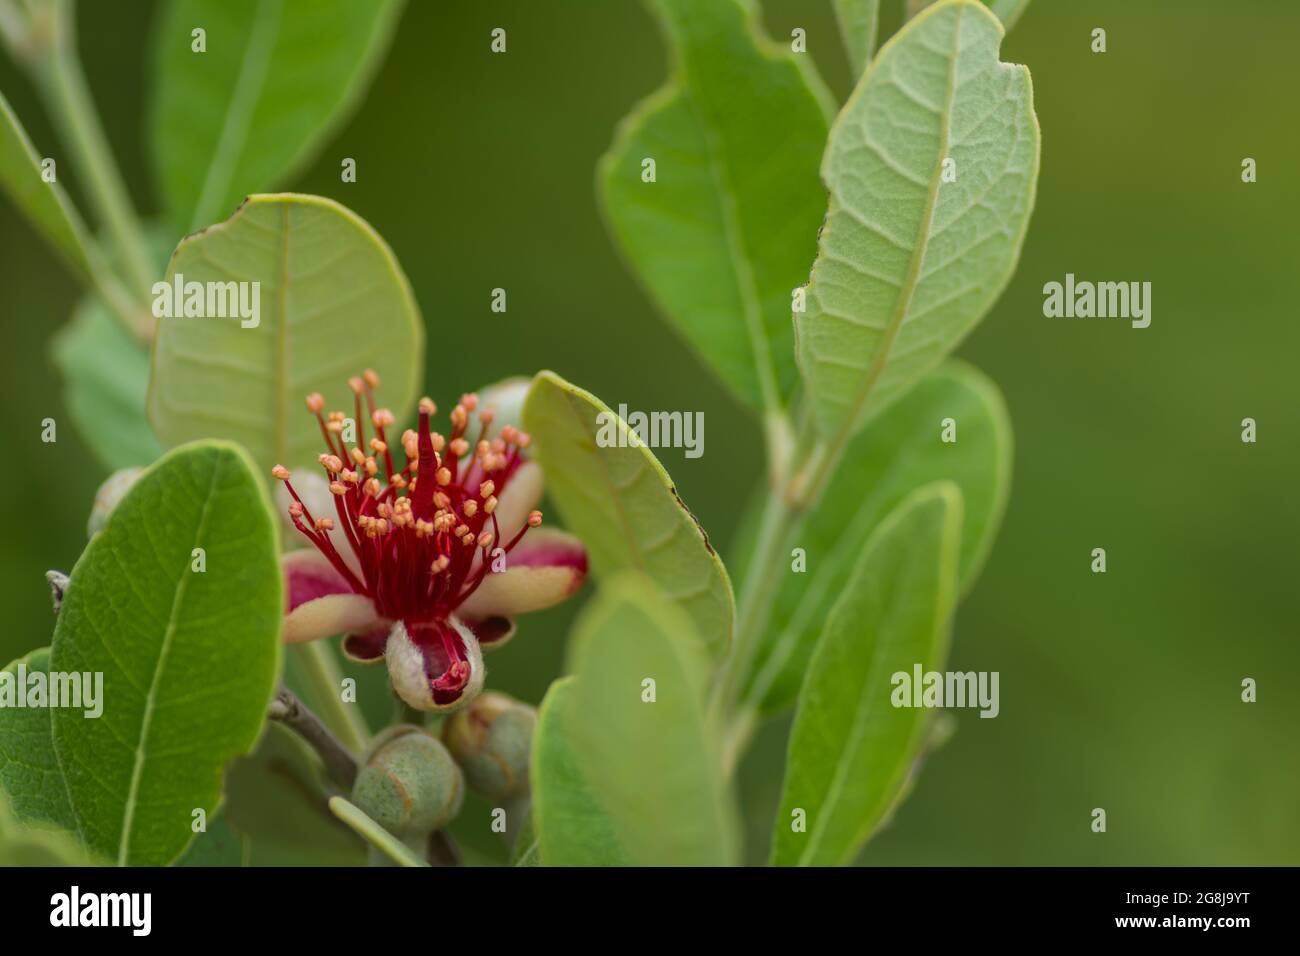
left=272, top=370, right=543, bottom=627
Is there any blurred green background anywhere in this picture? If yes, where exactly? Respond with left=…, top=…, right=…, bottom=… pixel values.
left=2, top=0, right=1296, bottom=865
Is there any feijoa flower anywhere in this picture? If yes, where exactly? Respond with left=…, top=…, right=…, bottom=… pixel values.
left=275, top=371, right=587, bottom=712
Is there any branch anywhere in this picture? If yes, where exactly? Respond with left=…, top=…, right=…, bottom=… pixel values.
left=268, top=685, right=359, bottom=791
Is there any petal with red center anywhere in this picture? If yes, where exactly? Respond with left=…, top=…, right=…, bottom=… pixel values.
left=464, top=615, right=517, bottom=652
left=385, top=618, right=485, bottom=712
left=282, top=550, right=383, bottom=644
left=283, top=548, right=351, bottom=611
left=457, top=528, right=587, bottom=619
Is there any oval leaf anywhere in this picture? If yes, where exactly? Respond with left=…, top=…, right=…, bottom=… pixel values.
left=530, top=677, right=632, bottom=866
left=151, top=0, right=404, bottom=230
left=0, top=791, right=97, bottom=867
left=795, top=0, right=1038, bottom=444
left=51, top=440, right=283, bottom=866
left=0, top=648, right=79, bottom=835
left=563, top=574, right=737, bottom=866
left=744, top=361, right=1010, bottom=715
left=522, top=370, right=734, bottom=660
left=772, top=483, right=962, bottom=866
left=600, top=0, right=832, bottom=416
left=147, top=193, right=423, bottom=475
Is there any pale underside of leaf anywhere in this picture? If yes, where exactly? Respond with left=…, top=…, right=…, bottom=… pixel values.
left=773, top=484, right=962, bottom=866
left=52, top=298, right=163, bottom=471
left=743, top=361, right=1010, bottom=715
left=522, top=371, right=734, bottom=661
left=796, top=0, right=1039, bottom=445
left=530, top=678, right=632, bottom=866
left=328, top=796, right=427, bottom=867
left=147, top=193, right=423, bottom=475
left=562, top=575, right=737, bottom=866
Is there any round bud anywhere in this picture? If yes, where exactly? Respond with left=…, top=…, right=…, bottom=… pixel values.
left=442, top=692, right=537, bottom=801
left=351, top=726, right=464, bottom=837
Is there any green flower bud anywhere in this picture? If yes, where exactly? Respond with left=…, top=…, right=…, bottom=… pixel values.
left=352, top=726, right=464, bottom=838
left=442, top=691, right=536, bottom=800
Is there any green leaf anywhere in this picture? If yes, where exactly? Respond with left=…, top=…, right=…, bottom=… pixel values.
left=530, top=677, right=631, bottom=866
left=51, top=440, right=283, bottom=866
left=508, top=807, right=540, bottom=867
left=0, top=88, right=93, bottom=276
left=795, top=0, right=1038, bottom=447
left=564, top=574, right=738, bottom=866
left=223, top=721, right=365, bottom=866
left=771, top=483, right=962, bottom=866
left=984, top=0, right=1031, bottom=30
left=176, top=813, right=247, bottom=866
left=52, top=297, right=163, bottom=472
left=0, top=790, right=98, bottom=866
left=151, top=0, right=404, bottom=230
left=147, top=193, right=423, bottom=475
left=327, top=796, right=428, bottom=867
left=599, top=0, right=832, bottom=416
left=831, top=0, right=880, bottom=78
left=743, top=361, right=1010, bottom=715
left=0, top=648, right=79, bottom=835
left=522, top=371, right=734, bottom=660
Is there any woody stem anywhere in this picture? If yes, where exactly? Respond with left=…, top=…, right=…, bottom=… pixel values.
left=268, top=685, right=359, bottom=791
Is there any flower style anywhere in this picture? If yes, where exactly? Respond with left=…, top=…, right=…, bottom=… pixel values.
left=274, top=372, right=587, bottom=712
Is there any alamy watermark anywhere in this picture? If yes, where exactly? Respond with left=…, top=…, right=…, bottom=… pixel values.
left=50, top=886, right=150, bottom=936
left=0, top=665, right=103, bottom=718
left=596, top=405, right=704, bottom=459
left=891, top=664, right=999, bottom=718
left=1043, top=273, right=1151, bottom=328
left=151, top=272, right=261, bottom=328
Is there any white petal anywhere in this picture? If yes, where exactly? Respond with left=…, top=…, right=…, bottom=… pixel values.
left=458, top=528, right=587, bottom=618
left=492, top=459, right=543, bottom=541
left=283, top=593, right=382, bottom=645
left=275, top=471, right=362, bottom=578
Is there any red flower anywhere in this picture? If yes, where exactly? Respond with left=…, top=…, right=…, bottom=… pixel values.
left=274, top=373, right=586, bottom=711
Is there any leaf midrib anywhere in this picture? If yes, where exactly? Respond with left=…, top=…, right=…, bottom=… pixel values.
left=116, top=457, right=223, bottom=865
left=275, top=202, right=291, bottom=472
left=797, top=533, right=937, bottom=866
left=821, top=3, right=964, bottom=454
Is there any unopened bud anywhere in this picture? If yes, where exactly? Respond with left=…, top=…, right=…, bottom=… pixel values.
left=352, top=726, right=464, bottom=838
left=442, top=692, right=536, bottom=801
